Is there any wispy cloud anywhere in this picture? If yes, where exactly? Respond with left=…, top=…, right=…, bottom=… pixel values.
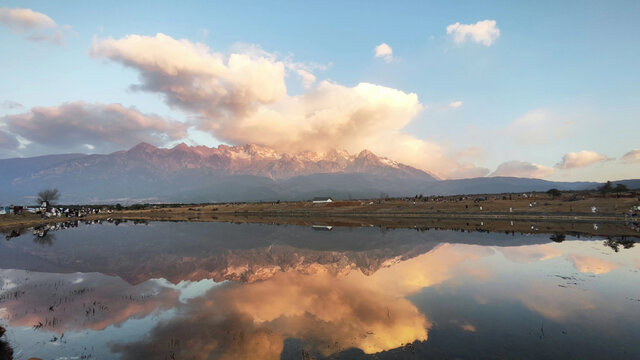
left=1, top=100, right=23, bottom=109
left=374, top=43, right=393, bottom=63
left=447, top=20, right=500, bottom=46
left=0, top=7, right=72, bottom=45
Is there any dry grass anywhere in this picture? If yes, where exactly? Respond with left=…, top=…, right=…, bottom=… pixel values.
left=1, top=195, right=638, bottom=235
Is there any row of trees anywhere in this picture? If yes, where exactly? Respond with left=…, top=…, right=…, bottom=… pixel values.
left=546, top=181, right=629, bottom=199
left=597, top=181, right=628, bottom=195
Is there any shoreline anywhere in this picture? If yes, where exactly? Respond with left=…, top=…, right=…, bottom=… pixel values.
left=2, top=211, right=638, bottom=239
left=2, top=197, right=638, bottom=236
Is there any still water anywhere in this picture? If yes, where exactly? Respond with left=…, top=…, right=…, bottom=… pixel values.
left=1, top=221, right=639, bottom=359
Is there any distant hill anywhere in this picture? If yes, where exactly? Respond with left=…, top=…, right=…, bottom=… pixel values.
left=0, top=143, right=635, bottom=204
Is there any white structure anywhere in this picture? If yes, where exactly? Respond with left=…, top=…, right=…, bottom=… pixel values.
left=312, top=197, right=333, bottom=204
left=312, top=225, right=334, bottom=231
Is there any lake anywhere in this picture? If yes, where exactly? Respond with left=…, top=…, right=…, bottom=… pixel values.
left=1, top=220, right=639, bottom=359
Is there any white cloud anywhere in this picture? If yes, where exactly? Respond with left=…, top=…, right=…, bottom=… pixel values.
left=0, top=7, right=55, bottom=31
left=556, top=150, right=609, bottom=169
left=0, top=102, right=188, bottom=154
left=295, top=68, right=316, bottom=88
left=490, top=160, right=554, bottom=179
left=90, top=33, right=487, bottom=179
left=449, top=100, right=463, bottom=108
left=0, top=7, right=72, bottom=45
left=621, top=149, right=640, bottom=164
left=446, top=20, right=500, bottom=46
left=374, top=43, right=393, bottom=63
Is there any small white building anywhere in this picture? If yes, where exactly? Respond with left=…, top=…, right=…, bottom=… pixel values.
left=312, top=225, right=334, bottom=231
left=312, top=197, right=333, bottom=204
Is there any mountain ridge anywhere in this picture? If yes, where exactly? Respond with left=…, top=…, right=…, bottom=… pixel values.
left=0, top=143, right=637, bottom=204
left=25, top=142, right=434, bottom=180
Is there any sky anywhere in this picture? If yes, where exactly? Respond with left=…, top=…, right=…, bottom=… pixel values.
left=0, top=0, right=638, bottom=181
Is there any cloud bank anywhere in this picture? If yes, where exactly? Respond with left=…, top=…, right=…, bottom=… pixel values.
left=447, top=20, right=500, bottom=46
left=0, top=7, right=71, bottom=45
left=0, top=101, right=187, bottom=153
left=90, top=33, right=486, bottom=178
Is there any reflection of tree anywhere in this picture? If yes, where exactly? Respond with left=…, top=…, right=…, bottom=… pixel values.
left=603, top=237, right=635, bottom=252
left=0, top=326, right=13, bottom=360
left=5, top=229, right=21, bottom=240
left=550, top=233, right=566, bottom=243
left=33, top=231, right=56, bottom=246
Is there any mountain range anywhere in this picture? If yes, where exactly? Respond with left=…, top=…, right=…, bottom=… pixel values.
left=0, top=143, right=637, bottom=204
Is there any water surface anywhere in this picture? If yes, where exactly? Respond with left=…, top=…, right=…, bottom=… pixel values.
left=1, top=221, right=639, bottom=359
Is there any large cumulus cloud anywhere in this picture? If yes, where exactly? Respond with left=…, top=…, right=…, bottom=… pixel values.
left=90, top=33, right=485, bottom=179
left=0, top=101, right=188, bottom=154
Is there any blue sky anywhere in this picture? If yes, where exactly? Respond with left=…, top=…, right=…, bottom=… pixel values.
left=0, top=0, right=638, bottom=181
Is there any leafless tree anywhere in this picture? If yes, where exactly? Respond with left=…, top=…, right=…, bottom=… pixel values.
left=37, top=188, right=60, bottom=205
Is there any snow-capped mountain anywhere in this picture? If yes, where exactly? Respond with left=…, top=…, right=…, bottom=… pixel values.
left=50, top=142, right=433, bottom=180
left=0, top=143, right=436, bottom=203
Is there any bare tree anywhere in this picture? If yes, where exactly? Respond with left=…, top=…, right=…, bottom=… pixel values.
left=37, top=188, right=60, bottom=205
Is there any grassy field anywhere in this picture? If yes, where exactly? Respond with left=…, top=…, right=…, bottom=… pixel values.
left=2, top=194, right=638, bottom=237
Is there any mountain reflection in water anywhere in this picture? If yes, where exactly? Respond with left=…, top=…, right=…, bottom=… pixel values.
left=0, top=222, right=639, bottom=359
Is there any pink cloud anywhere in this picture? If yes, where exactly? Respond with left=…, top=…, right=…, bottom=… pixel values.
left=1, top=102, right=188, bottom=153
left=490, top=160, right=554, bottom=178
left=0, top=7, right=71, bottom=45
left=556, top=150, right=609, bottom=169
left=90, top=33, right=488, bottom=179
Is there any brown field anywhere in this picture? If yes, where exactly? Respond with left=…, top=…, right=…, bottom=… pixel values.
left=2, top=195, right=639, bottom=237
